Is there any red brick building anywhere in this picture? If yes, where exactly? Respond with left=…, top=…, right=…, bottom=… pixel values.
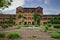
left=0, top=6, right=60, bottom=25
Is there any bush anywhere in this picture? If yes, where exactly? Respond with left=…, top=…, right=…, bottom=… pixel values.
left=0, top=32, right=5, bottom=38
left=44, top=25, right=49, bottom=32
left=35, top=25, right=39, bottom=27
left=17, top=25, right=21, bottom=29
left=1, top=24, right=8, bottom=29
left=47, top=24, right=51, bottom=27
left=54, top=25, right=60, bottom=28
left=8, top=24, right=13, bottom=27
left=50, top=32, right=60, bottom=39
left=55, top=30, right=60, bottom=33
left=8, top=32, right=20, bottom=39
left=24, top=25, right=29, bottom=27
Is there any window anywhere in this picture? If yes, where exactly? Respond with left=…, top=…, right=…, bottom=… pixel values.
left=43, top=18, right=47, bottom=20
left=28, top=17, right=31, bottom=19
left=24, top=17, right=27, bottom=19
left=43, top=22, right=47, bottom=25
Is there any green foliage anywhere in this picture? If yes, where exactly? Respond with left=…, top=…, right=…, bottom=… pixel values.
left=33, top=13, right=41, bottom=25
left=54, top=25, right=60, bottom=28
left=0, top=0, right=13, bottom=8
left=47, top=24, right=52, bottom=27
left=0, top=32, right=5, bottom=38
left=8, top=32, right=20, bottom=39
left=44, top=25, right=49, bottom=32
left=17, top=25, right=21, bottom=29
left=18, top=15, right=23, bottom=19
left=1, top=24, right=8, bottom=29
left=25, top=25, right=30, bottom=27
left=7, top=16, right=14, bottom=24
left=55, top=30, right=60, bottom=33
left=48, top=16, right=60, bottom=24
left=8, top=24, right=13, bottom=27
left=35, top=25, right=39, bottom=27
left=32, top=36, right=37, bottom=38
left=50, top=32, right=60, bottom=39
left=24, top=24, right=33, bottom=27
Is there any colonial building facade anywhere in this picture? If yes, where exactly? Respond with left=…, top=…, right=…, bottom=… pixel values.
left=0, top=6, right=60, bottom=25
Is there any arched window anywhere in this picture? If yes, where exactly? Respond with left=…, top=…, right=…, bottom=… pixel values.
left=28, top=22, right=31, bottom=24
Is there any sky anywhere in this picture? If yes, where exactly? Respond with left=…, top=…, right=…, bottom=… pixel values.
left=2, top=0, right=60, bottom=15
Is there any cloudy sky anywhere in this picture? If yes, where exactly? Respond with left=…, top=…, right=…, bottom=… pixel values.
left=2, top=0, right=60, bottom=15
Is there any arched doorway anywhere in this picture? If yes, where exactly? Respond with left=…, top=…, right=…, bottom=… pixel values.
left=32, top=22, right=34, bottom=25
left=24, top=22, right=27, bottom=25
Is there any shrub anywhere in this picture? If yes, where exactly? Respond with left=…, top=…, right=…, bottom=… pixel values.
left=50, top=32, right=60, bottom=39
left=0, top=32, right=5, bottom=38
left=44, top=25, right=49, bottom=32
left=8, top=32, right=20, bottom=39
left=32, top=35, right=37, bottom=38
left=24, top=25, right=29, bottom=27
left=54, top=25, right=60, bottom=28
left=35, top=25, right=39, bottom=27
left=55, top=30, right=60, bottom=33
left=17, top=25, right=21, bottom=29
left=1, top=24, right=8, bottom=29
left=47, top=24, right=51, bottom=27
left=8, top=24, right=13, bottom=27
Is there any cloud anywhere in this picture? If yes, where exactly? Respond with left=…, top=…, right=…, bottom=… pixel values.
left=44, top=0, right=50, bottom=5
left=2, top=9, right=16, bottom=14
left=22, top=0, right=42, bottom=7
left=4, top=0, right=25, bottom=10
left=43, top=7, right=60, bottom=15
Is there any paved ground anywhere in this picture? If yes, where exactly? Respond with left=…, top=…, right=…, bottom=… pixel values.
left=2, top=27, right=59, bottom=40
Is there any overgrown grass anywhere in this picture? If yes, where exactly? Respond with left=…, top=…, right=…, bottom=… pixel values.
left=50, top=32, right=60, bottom=39
left=0, top=32, right=5, bottom=38
left=8, top=32, right=20, bottom=39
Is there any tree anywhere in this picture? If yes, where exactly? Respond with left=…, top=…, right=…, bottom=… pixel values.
left=18, top=15, right=24, bottom=24
left=33, top=13, right=41, bottom=26
left=48, top=16, right=60, bottom=24
left=0, top=0, right=13, bottom=9
left=1, top=24, right=8, bottom=30
left=7, top=16, right=14, bottom=24
left=48, top=16, right=60, bottom=28
left=18, top=15, right=23, bottom=19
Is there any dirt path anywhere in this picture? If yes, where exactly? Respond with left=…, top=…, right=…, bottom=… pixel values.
left=18, top=27, right=58, bottom=40
left=2, top=27, right=59, bottom=40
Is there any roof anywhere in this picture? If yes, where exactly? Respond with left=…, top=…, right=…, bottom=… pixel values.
left=0, top=14, right=16, bottom=15
left=43, top=14, right=60, bottom=17
left=17, top=6, right=43, bottom=9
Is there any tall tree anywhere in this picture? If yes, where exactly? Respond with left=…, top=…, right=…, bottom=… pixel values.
left=18, top=15, right=24, bottom=24
left=7, top=16, right=13, bottom=24
left=0, top=0, right=13, bottom=9
left=33, top=13, right=41, bottom=26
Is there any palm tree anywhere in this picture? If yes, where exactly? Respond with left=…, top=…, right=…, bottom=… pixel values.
left=33, top=13, right=41, bottom=26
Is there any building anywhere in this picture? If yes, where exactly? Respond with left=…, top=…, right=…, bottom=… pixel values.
left=0, top=14, right=16, bottom=24
left=16, top=6, right=43, bottom=25
left=0, top=6, right=60, bottom=25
